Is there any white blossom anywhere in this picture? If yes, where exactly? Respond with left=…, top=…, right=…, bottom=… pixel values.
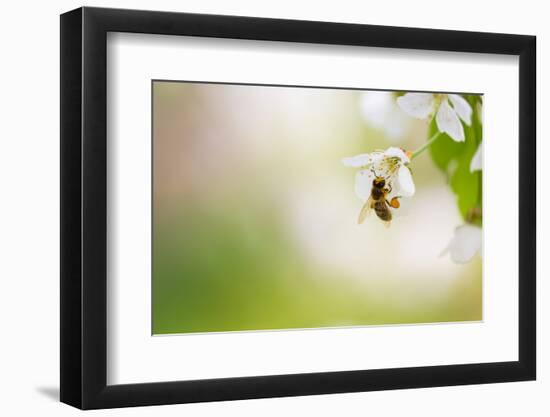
left=469, top=100, right=483, bottom=172
left=342, top=147, right=415, bottom=203
left=397, top=93, right=472, bottom=142
left=470, top=143, right=482, bottom=172
left=441, top=224, right=482, bottom=264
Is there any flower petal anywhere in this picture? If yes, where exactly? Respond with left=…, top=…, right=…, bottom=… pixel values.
left=436, top=99, right=465, bottom=142
left=342, top=153, right=381, bottom=168
left=448, top=94, right=472, bottom=125
left=396, top=93, right=435, bottom=119
left=383, top=146, right=410, bottom=163
left=396, top=165, right=415, bottom=197
left=355, top=169, right=375, bottom=201
left=470, top=143, right=482, bottom=172
left=441, top=224, right=482, bottom=264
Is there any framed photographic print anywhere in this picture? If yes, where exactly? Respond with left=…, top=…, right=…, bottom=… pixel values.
left=60, top=6, right=536, bottom=409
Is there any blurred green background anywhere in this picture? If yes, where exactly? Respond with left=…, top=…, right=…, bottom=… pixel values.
left=152, top=81, right=482, bottom=335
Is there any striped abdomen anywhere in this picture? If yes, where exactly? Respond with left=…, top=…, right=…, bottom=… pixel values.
left=374, top=200, right=392, bottom=221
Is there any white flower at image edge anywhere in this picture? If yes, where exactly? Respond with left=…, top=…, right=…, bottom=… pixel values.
left=470, top=142, right=482, bottom=172
left=397, top=93, right=472, bottom=142
left=441, top=224, right=482, bottom=264
left=342, top=147, right=415, bottom=203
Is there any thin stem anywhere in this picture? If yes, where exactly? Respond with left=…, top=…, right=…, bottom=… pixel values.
left=411, top=131, right=442, bottom=160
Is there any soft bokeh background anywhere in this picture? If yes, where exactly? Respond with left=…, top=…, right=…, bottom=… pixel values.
left=152, top=81, right=482, bottom=335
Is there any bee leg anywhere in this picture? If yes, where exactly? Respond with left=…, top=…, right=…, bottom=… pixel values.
left=383, top=221, right=392, bottom=229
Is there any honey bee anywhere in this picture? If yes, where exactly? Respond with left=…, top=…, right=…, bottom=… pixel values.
left=358, top=174, right=401, bottom=226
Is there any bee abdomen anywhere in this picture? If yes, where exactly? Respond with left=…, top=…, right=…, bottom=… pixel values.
left=374, top=201, right=392, bottom=221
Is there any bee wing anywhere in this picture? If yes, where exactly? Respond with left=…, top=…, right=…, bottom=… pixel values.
left=358, top=197, right=374, bottom=224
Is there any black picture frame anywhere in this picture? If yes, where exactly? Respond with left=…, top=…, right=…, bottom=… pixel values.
left=60, top=6, right=536, bottom=410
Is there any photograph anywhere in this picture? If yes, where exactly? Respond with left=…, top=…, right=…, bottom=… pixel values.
left=0, top=0, right=543, bottom=414
left=152, top=81, right=483, bottom=335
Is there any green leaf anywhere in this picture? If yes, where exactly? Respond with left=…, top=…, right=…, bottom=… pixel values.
left=450, top=144, right=480, bottom=219
left=428, top=119, right=465, bottom=172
